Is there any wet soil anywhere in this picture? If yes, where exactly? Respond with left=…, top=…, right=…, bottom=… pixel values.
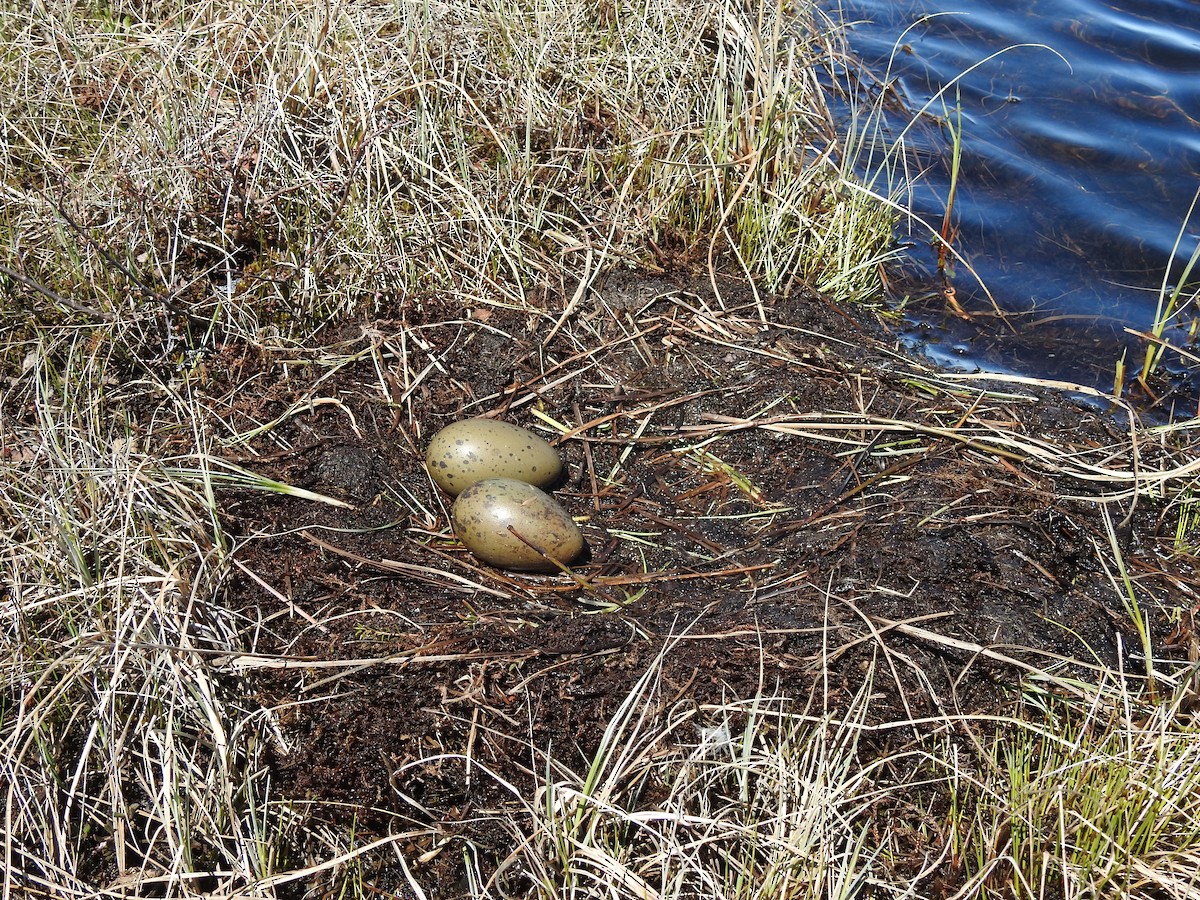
left=204, top=273, right=1197, bottom=895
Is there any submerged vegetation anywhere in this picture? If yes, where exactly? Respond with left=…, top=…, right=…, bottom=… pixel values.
left=2, top=0, right=1199, bottom=898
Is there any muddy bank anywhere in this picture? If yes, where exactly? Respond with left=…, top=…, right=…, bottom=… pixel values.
left=205, top=274, right=1196, bottom=893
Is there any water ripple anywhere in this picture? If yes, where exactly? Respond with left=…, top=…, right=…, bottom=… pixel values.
left=830, top=0, right=1200, bottom=396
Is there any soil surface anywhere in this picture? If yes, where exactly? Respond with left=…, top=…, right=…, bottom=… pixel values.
left=203, top=273, right=1197, bottom=896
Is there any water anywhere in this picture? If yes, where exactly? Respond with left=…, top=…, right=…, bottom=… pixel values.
left=827, top=0, right=1200, bottom=414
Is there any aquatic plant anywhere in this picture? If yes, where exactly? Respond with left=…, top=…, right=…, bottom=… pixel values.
left=1138, top=187, right=1200, bottom=391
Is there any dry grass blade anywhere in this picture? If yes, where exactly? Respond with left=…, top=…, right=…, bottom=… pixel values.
left=685, top=404, right=1198, bottom=499
left=0, top=342, right=266, bottom=897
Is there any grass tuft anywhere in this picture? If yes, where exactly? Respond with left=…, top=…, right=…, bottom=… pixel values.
left=2, top=0, right=896, bottom=351
left=421, top=640, right=1200, bottom=900
left=0, top=335, right=269, bottom=894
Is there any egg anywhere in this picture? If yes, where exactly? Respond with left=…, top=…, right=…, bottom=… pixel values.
left=425, top=418, right=563, bottom=496
left=452, top=478, right=584, bottom=571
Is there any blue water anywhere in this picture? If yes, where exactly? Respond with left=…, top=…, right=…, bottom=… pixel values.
left=827, top=0, right=1200, bottom=409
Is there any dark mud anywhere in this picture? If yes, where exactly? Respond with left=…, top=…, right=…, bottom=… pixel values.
left=207, top=274, right=1197, bottom=894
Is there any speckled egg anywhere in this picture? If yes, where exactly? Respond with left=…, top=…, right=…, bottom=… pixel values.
left=452, top=478, right=583, bottom=572
left=425, top=418, right=563, bottom=496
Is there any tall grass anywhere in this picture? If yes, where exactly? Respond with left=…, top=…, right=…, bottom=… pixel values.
left=429, top=646, right=1200, bottom=900
left=1139, top=187, right=1200, bottom=389
left=1, top=0, right=897, bottom=352
left=0, top=333, right=262, bottom=894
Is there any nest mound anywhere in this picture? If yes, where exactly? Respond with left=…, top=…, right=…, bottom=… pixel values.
left=208, top=274, right=1195, bottom=891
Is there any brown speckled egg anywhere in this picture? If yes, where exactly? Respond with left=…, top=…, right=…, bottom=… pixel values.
left=425, top=418, right=563, bottom=496
left=452, top=478, right=583, bottom=571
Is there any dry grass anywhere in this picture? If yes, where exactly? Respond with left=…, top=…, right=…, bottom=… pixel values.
left=0, top=335, right=254, bottom=893
left=382, top=635, right=1200, bottom=900
left=1, top=0, right=895, bottom=349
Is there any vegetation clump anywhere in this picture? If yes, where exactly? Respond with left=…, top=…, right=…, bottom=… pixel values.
left=1, top=0, right=893, bottom=345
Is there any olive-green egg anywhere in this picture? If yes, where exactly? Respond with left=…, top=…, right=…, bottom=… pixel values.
left=452, top=478, right=583, bottom=572
left=425, top=418, right=563, bottom=496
